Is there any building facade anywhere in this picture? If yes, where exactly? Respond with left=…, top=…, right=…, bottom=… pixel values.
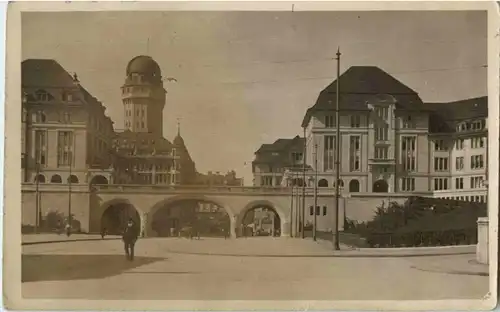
left=21, top=59, right=115, bottom=186
left=21, top=56, right=198, bottom=188
left=253, top=66, right=488, bottom=203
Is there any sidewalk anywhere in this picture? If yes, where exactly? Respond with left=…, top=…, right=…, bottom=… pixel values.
left=22, top=233, right=122, bottom=245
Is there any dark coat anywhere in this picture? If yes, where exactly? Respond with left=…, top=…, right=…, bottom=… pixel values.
left=123, top=223, right=139, bottom=242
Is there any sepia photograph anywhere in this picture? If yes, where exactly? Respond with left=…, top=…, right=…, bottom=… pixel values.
left=4, top=1, right=499, bottom=310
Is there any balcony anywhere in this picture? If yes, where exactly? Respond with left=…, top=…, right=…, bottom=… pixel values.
left=368, top=157, right=396, bottom=166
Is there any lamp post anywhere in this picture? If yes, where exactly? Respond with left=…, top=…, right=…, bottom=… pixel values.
left=294, top=172, right=300, bottom=238
left=313, top=144, right=318, bottom=241
left=67, top=147, right=73, bottom=236
left=333, top=47, right=341, bottom=250
left=35, top=162, right=40, bottom=233
left=288, top=173, right=294, bottom=238
left=301, top=127, right=307, bottom=239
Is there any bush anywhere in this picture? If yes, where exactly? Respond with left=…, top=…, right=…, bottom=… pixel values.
left=347, top=197, right=486, bottom=248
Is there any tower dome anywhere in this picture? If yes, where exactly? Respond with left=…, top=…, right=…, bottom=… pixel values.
left=126, top=55, right=162, bottom=77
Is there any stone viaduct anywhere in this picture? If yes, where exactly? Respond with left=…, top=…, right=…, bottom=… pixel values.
left=21, top=183, right=433, bottom=238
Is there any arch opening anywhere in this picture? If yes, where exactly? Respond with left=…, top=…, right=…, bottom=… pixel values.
left=34, top=174, right=46, bottom=183
left=373, top=179, right=389, bottom=193
left=50, top=174, right=62, bottom=183
left=349, top=179, right=360, bottom=192
left=240, top=205, right=281, bottom=238
left=151, top=199, right=230, bottom=238
left=91, top=175, right=109, bottom=185
left=101, top=202, right=140, bottom=235
left=318, top=179, right=328, bottom=187
left=68, top=175, right=79, bottom=184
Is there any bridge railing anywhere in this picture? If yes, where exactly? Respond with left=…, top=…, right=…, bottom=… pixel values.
left=91, top=184, right=295, bottom=194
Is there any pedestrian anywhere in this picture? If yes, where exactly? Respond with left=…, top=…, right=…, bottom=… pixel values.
left=65, top=223, right=71, bottom=237
left=101, top=227, right=107, bottom=239
left=122, top=218, right=139, bottom=261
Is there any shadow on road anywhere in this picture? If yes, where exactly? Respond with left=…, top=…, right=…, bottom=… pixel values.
left=22, top=254, right=164, bottom=282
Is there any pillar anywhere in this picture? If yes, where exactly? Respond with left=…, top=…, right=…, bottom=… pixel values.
left=230, top=215, right=237, bottom=238
left=476, top=217, right=489, bottom=264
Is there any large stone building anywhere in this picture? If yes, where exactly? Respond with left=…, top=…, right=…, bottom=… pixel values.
left=21, top=59, right=115, bottom=186
left=21, top=56, right=197, bottom=188
left=253, top=66, right=488, bottom=203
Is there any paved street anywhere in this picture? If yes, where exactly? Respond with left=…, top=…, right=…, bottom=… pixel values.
left=22, top=237, right=489, bottom=300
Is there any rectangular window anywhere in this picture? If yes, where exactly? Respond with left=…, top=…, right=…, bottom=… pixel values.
left=57, top=131, right=73, bottom=166
left=349, top=136, right=361, bottom=172
left=34, top=130, right=47, bottom=165
left=433, top=178, right=449, bottom=190
left=401, top=177, right=415, bottom=191
left=434, top=139, right=448, bottom=151
left=325, top=115, right=335, bottom=128
left=375, top=106, right=389, bottom=120
left=323, top=206, right=327, bottom=216
left=309, top=206, right=314, bottom=216
left=470, top=176, right=484, bottom=189
left=401, top=136, right=416, bottom=172
left=471, top=136, right=485, bottom=149
left=470, top=154, right=485, bottom=170
left=402, top=115, right=416, bottom=129
left=291, top=152, right=303, bottom=163
left=455, top=139, right=464, bottom=150
left=375, top=124, right=389, bottom=141
left=315, top=206, right=320, bottom=216
left=350, top=115, right=361, bottom=128
left=375, top=146, right=388, bottom=160
left=262, top=176, right=273, bottom=186
left=434, top=157, right=449, bottom=171
left=455, top=157, right=464, bottom=171
left=455, top=177, right=463, bottom=190
left=323, top=136, right=336, bottom=171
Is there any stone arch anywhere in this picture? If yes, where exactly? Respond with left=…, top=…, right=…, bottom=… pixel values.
left=50, top=174, right=62, bottom=183
left=318, top=179, right=328, bottom=187
left=148, top=195, right=235, bottom=238
left=237, top=200, right=287, bottom=238
left=99, top=198, right=142, bottom=235
left=90, top=175, right=108, bottom=185
left=349, top=179, right=360, bottom=192
left=67, top=174, right=79, bottom=184
left=373, top=179, right=389, bottom=193
left=34, top=174, right=46, bottom=183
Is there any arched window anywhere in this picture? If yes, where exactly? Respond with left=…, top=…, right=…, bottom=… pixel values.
left=67, top=175, right=79, bottom=184
left=318, top=179, right=328, bottom=187
left=34, top=174, right=46, bottom=183
left=90, top=175, right=109, bottom=185
left=50, top=174, right=62, bottom=183
left=349, top=179, right=360, bottom=192
left=35, top=89, right=52, bottom=102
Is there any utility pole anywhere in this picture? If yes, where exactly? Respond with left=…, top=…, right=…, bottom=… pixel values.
left=333, top=47, right=341, bottom=251
left=289, top=176, right=294, bottom=238
left=313, top=144, right=318, bottom=241
left=35, top=162, right=40, bottom=233
left=295, top=172, right=300, bottom=237
left=301, top=127, right=307, bottom=238
left=68, top=148, right=73, bottom=236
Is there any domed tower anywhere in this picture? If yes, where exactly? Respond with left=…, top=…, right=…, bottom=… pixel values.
left=121, top=55, right=166, bottom=136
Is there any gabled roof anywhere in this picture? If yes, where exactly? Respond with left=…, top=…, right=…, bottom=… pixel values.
left=301, top=66, right=424, bottom=127
left=22, top=59, right=77, bottom=88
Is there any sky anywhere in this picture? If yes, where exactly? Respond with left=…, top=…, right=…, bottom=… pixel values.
left=22, top=10, right=487, bottom=185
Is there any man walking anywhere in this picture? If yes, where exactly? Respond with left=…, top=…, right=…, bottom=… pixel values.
left=122, top=218, right=139, bottom=261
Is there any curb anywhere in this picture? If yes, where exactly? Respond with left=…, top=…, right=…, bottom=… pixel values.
left=22, top=237, right=122, bottom=246
left=163, top=249, right=476, bottom=258
left=411, top=265, right=489, bottom=277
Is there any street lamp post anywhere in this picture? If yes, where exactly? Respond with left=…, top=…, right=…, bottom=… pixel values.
left=301, top=127, right=307, bottom=239
left=35, top=162, right=40, bottom=233
left=313, top=144, right=318, bottom=241
left=333, top=47, right=341, bottom=250
left=67, top=149, right=73, bottom=236
left=294, top=172, right=300, bottom=238
left=289, top=174, right=294, bottom=238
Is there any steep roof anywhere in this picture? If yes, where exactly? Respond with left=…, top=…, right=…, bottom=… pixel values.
left=22, top=59, right=77, bottom=88
left=424, top=96, right=488, bottom=133
left=253, top=135, right=305, bottom=165
left=301, top=66, right=424, bottom=127
left=114, top=131, right=173, bottom=155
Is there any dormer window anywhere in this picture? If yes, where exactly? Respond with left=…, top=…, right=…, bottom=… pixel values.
left=34, top=111, right=46, bottom=123
left=35, top=90, right=52, bottom=102
left=62, top=92, right=73, bottom=102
